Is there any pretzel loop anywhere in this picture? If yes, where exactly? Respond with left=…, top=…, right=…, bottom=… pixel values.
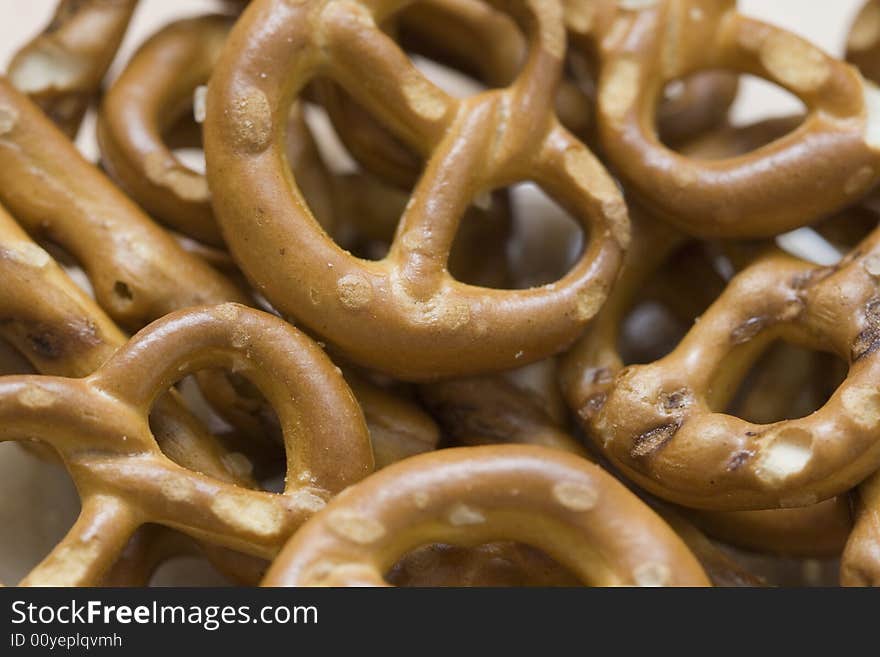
left=587, top=227, right=880, bottom=510
left=205, top=0, right=627, bottom=380
left=2, top=306, right=373, bottom=584
left=595, top=0, right=880, bottom=237
left=97, top=15, right=233, bottom=246
left=263, top=445, right=710, bottom=586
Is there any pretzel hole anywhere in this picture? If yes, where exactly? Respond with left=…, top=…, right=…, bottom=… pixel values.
left=149, top=372, right=283, bottom=491
left=721, top=341, right=846, bottom=424
left=0, top=440, right=79, bottom=584
left=396, top=2, right=526, bottom=98
left=171, top=147, right=207, bottom=176
left=505, top=183, right=584, bottom=288
left=386, top=542, right=578, bottom=587
left=728, top=75, right=806, bottom=130
left=149, top=555, right=233, bottom=586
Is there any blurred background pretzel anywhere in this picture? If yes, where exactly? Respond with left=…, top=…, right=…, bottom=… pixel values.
left=0, top=304, right=373, bottom=585
left=205, top=0, right=628, bottom=380
left=589, top=0, right=880, bottom=237
left=0, top=78, right=247, bottom=330
left=264, top=445, right=710, bottom=586
left=7, top=0, right=137, bottom=137
left=97, top=14, right=233, bottom=246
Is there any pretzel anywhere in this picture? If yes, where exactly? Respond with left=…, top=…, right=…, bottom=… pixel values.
left=0, top=78, right=248, bottom=331
left=263, top=445, right=709, bottom=586
left=587, top=0, right=880, bottom=238
left=562, top=100, right=862, bottom=536
left=7, top=0, right=137, bottom=136
left=1, top=304, right=372, bottom=585
left=571, top=218, right=880, bottom=511
left=204, top=0, right=627, bottom=380
left=97, top=15, right=233, bottom=246
left=842, top=470, right=880, bottom=586
left=0, top=199, right=295, bottom=584
left=321, top=0, right=738, bottom=189
left=0, top=202, right=243, bottom=480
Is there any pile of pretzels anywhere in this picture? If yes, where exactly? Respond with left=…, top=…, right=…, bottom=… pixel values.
left=2, top=0, right=880, bottom=588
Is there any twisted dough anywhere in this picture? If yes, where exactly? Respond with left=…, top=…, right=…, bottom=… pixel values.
left=263, top=445, right=710, bottom=586
left=205, top=0, right=628, bottom=380
left=1, top=305, right=372, bottom=585
left=591, top=0, right=880, bottom=237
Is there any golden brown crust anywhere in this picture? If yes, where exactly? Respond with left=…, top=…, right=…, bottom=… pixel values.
left=842, top=471, right=880, bottom=586
left=263, top=445, right=710, bottom=586
left=1, top=305, right=373, bottom=585
left=582, top=225, right=880, bottom=510
left=0, top=79, right=249, bottom=331
left=848, top=0, right=880, bottom=85
left=204, top=0, right=627, bottom=380
left=592, top=0, right=880, bottom=237
left=387, top=542, right=580, bottom=587
left=97, top=15, right=233, bottom=246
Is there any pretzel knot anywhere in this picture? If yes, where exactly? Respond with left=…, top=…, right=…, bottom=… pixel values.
left=205, top=0, right=628, bottom=380
left=263, top=445, right=709, bottom=586
left=584, top=227, right=880, bottom=511
left=2, top=305, right=373, bottom=586
left=593, top=0, right=880, bottom=237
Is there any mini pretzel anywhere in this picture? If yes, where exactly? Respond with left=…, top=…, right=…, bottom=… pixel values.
left=7, top=0, right=137, bottom=136
left=321, top=0, right=736, bottom=190
left=561, top=111, right=858, bottom=543
left=578, top=221, right=880, bottom=510
left=0, top=202, right=292, bottom=584
left=263, top=445, right=709, bottom=586
left=1, top=304, right=372, bottom=585
left=591, top=0, right=880, bottom=237
left=205, top=0, right=627, bottom=380
left=97, top=15, right=233, bottom=246
left=0, top=202, right=240, bottom=480
left=0, top=79, right=248, bottom=331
